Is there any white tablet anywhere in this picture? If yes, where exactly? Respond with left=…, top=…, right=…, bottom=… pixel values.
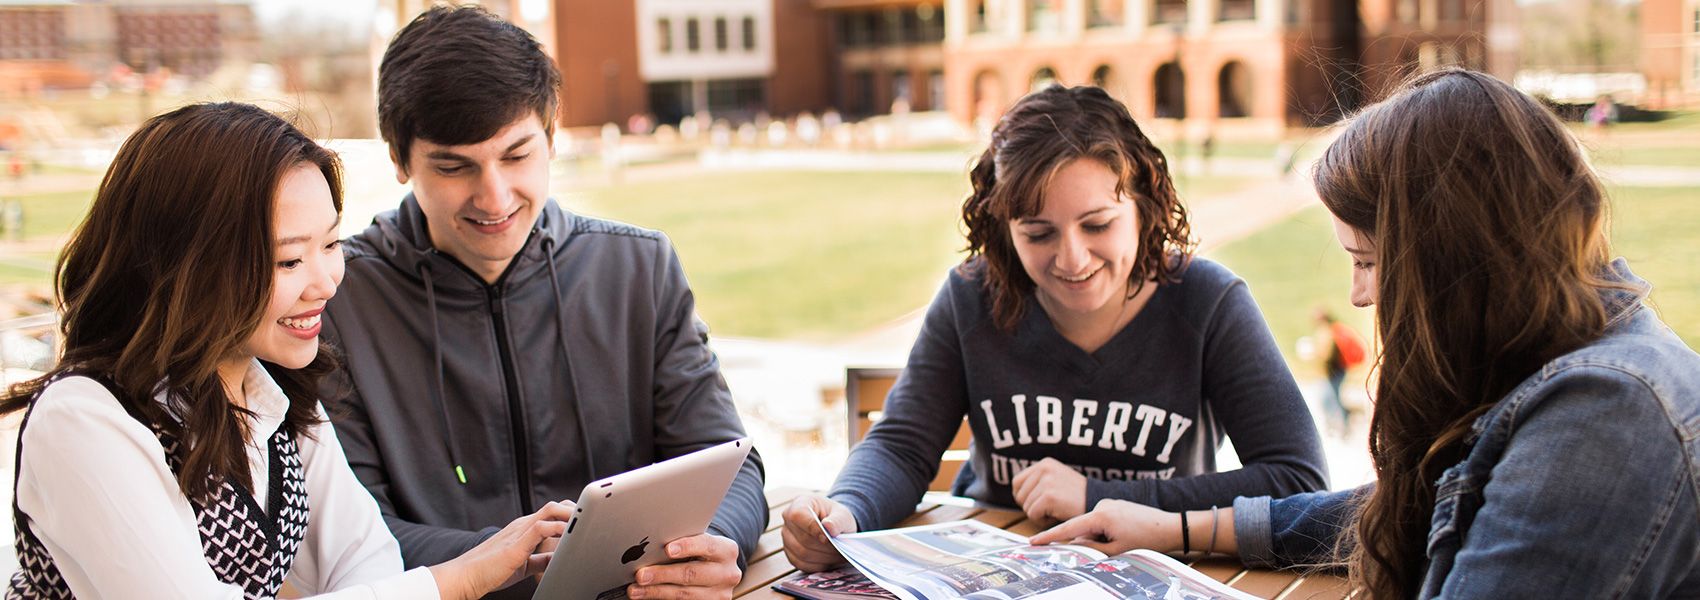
left=533, top=438, right=753, bottom=600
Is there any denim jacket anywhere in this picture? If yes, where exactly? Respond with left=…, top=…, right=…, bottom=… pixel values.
left=1233, top=260, right=1700, bottom=598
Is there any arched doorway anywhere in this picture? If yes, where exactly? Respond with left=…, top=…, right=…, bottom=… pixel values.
left=1030, top=66, right=1059, bottom=92
left=1091, top=64, right=1123, bottom=100
left=1217, top=61, right=1252, bottom=118
left=1154, top=62, right=1186, bottom=119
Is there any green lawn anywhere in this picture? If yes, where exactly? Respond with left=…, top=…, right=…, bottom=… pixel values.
left=562, top=171, right=971, bottom=340
left=0, top=189, right=94, bottom=288
left=1587, top=145, right=1700, bottom=168
left=1609, top=186, right=1700, bottom=346
left=16, top=189, right=95, bottom=240
left=561, top=169, right=1259, bottom=340
left=0, top=251, right=59, bottom=286
left=1205, top=205, right=1367, bottom=380
left=1207, top=185, right=1700, bottom=380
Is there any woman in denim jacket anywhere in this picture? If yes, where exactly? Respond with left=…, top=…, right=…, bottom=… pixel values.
left=1031, top=68, right=1700, bottom=598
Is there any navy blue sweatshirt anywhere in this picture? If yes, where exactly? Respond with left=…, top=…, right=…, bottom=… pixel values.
left=830, top=258, right=1327, bottom=530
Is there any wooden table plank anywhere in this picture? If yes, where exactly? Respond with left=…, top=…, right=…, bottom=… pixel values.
left=894, top=503, right=980, bottom=526
left=969, top=508, right=1026, bottom=530
left=999, top=517, right=1044, bottom=537
left=1188, top=555, right=1246, bottom=583
left=735, top=587, right=791, bottom=600
left=734, top=552, right=802, bottom=598
left=1230, top=567, right=1304, bottom=598
left=749, top=527, right=785, bottom=563
left=1276, top=572, right=1355, bottom=600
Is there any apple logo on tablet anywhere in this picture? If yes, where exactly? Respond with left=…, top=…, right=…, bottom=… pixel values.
left=621, top=537, right=649, bottom=564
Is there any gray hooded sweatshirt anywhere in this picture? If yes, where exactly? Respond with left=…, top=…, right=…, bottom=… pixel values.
left=320, top=196, right=766, bottom=598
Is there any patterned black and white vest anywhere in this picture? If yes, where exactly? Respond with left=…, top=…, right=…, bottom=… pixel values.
left=7, top=378, right=311, bottom=599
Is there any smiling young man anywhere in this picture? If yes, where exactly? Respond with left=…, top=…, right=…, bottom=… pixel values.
left=320, top=6, right=765, bottom=599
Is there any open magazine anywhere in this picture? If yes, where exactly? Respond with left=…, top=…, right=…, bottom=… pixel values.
left=774, top=520, right=1260, bottom=600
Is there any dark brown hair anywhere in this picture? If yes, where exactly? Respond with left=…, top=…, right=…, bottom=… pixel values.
left=1, top=102, right=343, bottom=501
left=1314, top=68, right=1622, bottom=598
left=961, top=84, right=1194, bottom=331
left=378, top=3, right=561, bottom=170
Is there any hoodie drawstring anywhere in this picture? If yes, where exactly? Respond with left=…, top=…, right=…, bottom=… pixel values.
left=542, top=237, right=599, bottom=481
left=418, top=258, right=468, bottom=485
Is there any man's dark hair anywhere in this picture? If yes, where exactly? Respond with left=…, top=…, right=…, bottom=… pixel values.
left=378, top=4, right=561, bottom=170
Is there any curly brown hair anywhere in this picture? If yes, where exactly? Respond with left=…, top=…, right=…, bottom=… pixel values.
left=961, top=84, right=1195, bottom=332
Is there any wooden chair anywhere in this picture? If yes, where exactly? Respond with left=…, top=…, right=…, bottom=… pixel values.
left=845, top=367, right=972, bottom=492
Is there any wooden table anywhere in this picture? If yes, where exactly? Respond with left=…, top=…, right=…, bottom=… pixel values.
left=734, top=487, right=1352, bottom=600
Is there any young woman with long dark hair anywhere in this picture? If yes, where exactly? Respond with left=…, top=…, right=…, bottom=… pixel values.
left=1032, top=68, right=1700, bottom=598
left=5, top=102, right=570, bottom=599
left=782, top=84, right=1328, bottom=572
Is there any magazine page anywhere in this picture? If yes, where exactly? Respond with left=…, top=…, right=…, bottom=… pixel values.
left=958, top=550, right=1263, bottom=600
left=774, top=569, right=898, bottom=600
left=814, top=519, right=1108, bottom=600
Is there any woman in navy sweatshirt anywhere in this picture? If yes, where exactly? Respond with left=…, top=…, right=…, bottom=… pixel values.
left=782, top=84, right=1328, bottom=572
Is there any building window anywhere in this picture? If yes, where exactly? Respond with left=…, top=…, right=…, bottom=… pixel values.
left=715, top=17, right=728, bottom=51
left=1154, top=62, right=1186, bottom=118
left=706, top=78, right=766, bottom=115
left=0, top=9, right=67, bottom=60
left=893, top=69, right=912, bottom=105
left=1440, top=0, right=1464, bottom=22
left=1089, top=0, right=1125, bottom=27
left=1029, top=0, right=1063, bottom=33
left=969, top=0, right=989, bottom=33
left=1219, top=0, right=1256, bottom=21
left=1218, top=61, right=1252, bottom=117
left=918, top=4, right=945, bottom=41
left=1092, top=64, right=1120, bottom=98
left=686, top=18, right=700, bottom=52
left=852, top=71, right=876, bottom=115
left=657, top=18, right=672, bottom=53
left=1031, top=66, right=1058, bottom=92
left=927, top=69, right=944, bottom=111
left=839, top=11, right=892, bottom=47
left=1692, top=8, right=1698, bottom=33
left=1153, top=0, right=1188, bottom=25
left=742, top=16, right=756, bottom=50
left=898, top=7, right=920, bottom=42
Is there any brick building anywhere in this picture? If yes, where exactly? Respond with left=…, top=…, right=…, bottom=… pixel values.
left=0, top=0, right=257, bottom=96
left=1641, top=0, right=1700, bottom=108
left=938, top=0, right=1486, bottom=136
left=560, top=0, right=833, bottom=128
left=377, top=0, right=1490, bottom=132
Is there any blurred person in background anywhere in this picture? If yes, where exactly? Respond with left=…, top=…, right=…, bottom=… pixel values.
left=1315, top=308, right=1366, bottom=438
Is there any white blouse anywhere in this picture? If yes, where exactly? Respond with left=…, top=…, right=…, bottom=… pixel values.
left=14, top=360, right=439, bottom=599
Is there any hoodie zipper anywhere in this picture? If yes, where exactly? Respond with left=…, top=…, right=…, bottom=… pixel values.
left=487, top=283, right=536, bottom=516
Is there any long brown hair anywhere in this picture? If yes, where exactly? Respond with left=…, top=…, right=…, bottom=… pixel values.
left=1, top=103, right=342, bottom=501
left=962, top=84, right=1194, bottom=331
left=1314, top=68, right=1623, bottom=598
